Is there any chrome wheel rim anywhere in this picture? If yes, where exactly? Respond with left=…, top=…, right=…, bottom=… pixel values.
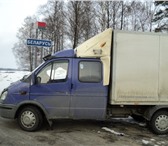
left=21, top=111, right=36, bottom=129
left=155, top=115, right=168, bottom=131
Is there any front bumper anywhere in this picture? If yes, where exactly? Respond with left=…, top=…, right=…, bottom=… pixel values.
left=0, top=102, right=16, bottom=119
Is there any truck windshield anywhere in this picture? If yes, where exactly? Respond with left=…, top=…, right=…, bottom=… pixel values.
left=21, top=62, right=45, bottom=83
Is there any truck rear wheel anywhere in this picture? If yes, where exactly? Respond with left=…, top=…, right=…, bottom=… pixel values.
left=17, top=106, right=43, bottom=132
left=150, top=110, right=168, bottom=135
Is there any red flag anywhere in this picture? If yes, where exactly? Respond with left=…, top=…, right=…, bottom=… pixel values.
left=36, top=22, right=46, bottom=29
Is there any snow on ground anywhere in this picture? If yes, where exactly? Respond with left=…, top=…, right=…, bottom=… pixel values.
left=0, top=70, right=30, bottom=93
left=102, top=127, right=125, bottom=136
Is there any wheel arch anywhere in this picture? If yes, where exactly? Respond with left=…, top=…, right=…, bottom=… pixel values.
left=144, top=105, right=168, bottom=121
left=14, top=101, right=48, bottom=120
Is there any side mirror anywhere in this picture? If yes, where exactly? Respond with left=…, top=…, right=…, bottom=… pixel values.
left=36, top=76, right=41, bottom=84
left=23, top=75, right=27, bottom=79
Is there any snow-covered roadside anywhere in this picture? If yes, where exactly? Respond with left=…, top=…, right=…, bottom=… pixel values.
left=102, top=127, right=125, bottom=136
left=0, top=70, right=30, bottom=93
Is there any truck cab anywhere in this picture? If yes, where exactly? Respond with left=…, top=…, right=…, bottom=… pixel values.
left=0, top=49, right=108, bottom=131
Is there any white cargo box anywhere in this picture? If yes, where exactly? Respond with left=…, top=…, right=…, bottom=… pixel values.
left=75, top=28, right=168, bottom=105
left=110, top=30, right=168, bottom=105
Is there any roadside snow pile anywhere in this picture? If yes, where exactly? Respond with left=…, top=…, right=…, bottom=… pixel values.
left=142, top=139, right=165, bottom=146
left=102, top=127, right=125, bottom=136
left=113, top=116, right=146, bottom=127
left=142, top=139, right=150, bottom=145
left=0, top=70, right=30, bottom=93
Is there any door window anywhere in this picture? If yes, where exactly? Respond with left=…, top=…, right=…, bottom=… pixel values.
left=79, top=61, right=102, bottom=83
left=37, top=60, right=68, bottom=84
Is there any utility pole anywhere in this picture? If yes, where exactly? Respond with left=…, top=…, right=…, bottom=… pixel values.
left=34, top=22, right=47, bottom=68
left=29, top=23, right=33, bottom=71
left=34, top=28, right=38, bottom=69
left=40, top=30, right=44, bottom=63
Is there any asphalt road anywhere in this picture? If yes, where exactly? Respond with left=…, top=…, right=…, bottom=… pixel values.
left=0, top=117, right=167, bottom=146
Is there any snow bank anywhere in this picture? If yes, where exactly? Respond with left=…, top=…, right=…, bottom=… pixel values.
left=0, top=70, right=30, bottom=93
left=102, top=127, right=125, bottom=136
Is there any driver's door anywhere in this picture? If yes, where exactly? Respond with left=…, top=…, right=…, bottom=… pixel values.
left=30, top=59, right=72, bottom=119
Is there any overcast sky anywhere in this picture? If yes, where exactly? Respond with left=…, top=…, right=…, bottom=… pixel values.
left=0, top=0, right=48, bottom=69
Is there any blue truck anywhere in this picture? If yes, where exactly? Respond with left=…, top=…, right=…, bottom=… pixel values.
left=1, top=29, right=168, bottom=134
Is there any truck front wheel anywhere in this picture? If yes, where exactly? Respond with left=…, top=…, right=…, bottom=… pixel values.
left=150, top=110, right=168, bottom=135
left=17, top=106, right=43, bottom=132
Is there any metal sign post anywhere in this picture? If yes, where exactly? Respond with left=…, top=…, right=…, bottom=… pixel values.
left=35, top=28, right=38, bottom=69
left=27, top=21, right=49, bottom=69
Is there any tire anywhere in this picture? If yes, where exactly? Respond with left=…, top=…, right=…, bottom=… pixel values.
left=150, top=110, right=168, bottom=135
left=17, top=106, right=43, bottom=132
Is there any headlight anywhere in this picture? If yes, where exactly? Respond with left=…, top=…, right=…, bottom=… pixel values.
left=0, top=91, right=8, bottom=100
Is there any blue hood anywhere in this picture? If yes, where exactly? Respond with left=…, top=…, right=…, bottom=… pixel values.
left=4, top=80, right=30, bottom=104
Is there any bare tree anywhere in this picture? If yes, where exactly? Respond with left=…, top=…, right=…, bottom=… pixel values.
left=80, top=1, right=96, bottom=41
left=153, top=1, right=168, bottom=32
left=38, top=0, right=65, bottom=54
left=65, top=1, right=80, bottom=49
left=95, top=1, right=123, bottom=31
left=65, top=1, right=95, bottom=48
left=12, top=16, right=37, bottom=70
left=124, top=1, right=154, bottom=32
left=12, top=1, right=157, bottom=69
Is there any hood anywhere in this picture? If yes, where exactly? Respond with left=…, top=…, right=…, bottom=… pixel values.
left=8, top=80, right=29, bottom=94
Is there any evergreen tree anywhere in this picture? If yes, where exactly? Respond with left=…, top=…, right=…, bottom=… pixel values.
left=153, top=1, right=168, bottom=32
